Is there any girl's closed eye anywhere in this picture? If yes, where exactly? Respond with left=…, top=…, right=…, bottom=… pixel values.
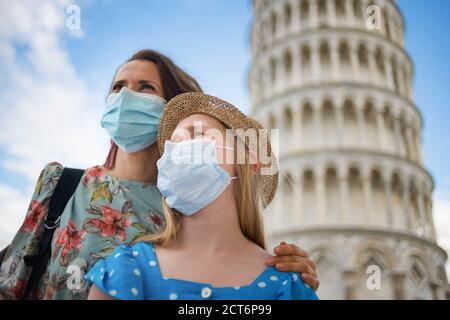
left=170, top=135, right=183, bottom=143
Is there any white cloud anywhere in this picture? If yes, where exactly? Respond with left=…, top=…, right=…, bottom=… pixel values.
left=0, top=0, right=108, bottom=180
left=0, top=0, right=108, bottom=247
left=0, top=184, right=28, bottom=247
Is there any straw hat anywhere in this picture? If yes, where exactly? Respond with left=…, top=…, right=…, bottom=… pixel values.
left=157, top=92, right=279, bottom=207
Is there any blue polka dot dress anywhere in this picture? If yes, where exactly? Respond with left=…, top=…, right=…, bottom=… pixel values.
left=86, top=242, right=319, bottom=300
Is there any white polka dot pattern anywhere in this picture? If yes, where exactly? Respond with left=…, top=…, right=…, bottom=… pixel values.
left=169, top=293, right=178, bottom=300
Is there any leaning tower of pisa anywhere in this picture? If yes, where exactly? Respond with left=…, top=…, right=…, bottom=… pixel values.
left=248, top=0, right=448, bottom=299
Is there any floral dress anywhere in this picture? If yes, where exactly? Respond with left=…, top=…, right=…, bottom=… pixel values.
left=0, top=162, right=165, bottom=300
left=86, top=242, right=319, bottom=300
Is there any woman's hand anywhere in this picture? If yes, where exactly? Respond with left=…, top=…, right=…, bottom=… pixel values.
left=265, top=241, right=319, bottom=291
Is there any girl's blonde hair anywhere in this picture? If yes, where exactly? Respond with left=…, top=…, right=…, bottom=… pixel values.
left=133, top=124, right=266, bottom=250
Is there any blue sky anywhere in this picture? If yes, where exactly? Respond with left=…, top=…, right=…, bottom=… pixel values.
left=398, top=0, right=450, bottom=197
left=0, top=0, right=449, bottom=270
left=65, top=0, right=254, bottom=110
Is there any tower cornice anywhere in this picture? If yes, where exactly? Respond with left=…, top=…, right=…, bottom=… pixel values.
left=279, top=148, right=435, bottom=191
left=271, top=226, right=448, bottom=260
left=249, top=26, right=415, bottom=81
left=252, top=82, right=424, bottom=128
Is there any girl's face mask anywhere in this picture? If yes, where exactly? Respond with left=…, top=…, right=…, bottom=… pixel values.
left=156, top=137, right=237, bottom=216
left=101, top=87, right=166, bottom=153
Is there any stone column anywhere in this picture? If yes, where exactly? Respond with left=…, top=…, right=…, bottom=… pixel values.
left=385, top=56, right=394, bottom=92
left=313, top=102, right=322, bottom=149
left=262, top=21, right=269, bottom=50
left=402, top=183, right=412, bottom=231
left=292, top=0, right=301, bottom=32
left=345, top=0, right=355, bottom=26
left=406, top=66, right=413, bottom=100
left=335, top=99, right=344, bottom=145
left=406, top=126, right=416, bottom=161
left=273, top=10, right=280, bottom=41
left=356, top=103, right=366, bottom=148
left=262, top=64, right=270, bottom=100
left=339, top=166, right=350, bottom=222
left=376, top=109, right=386, bottom=150
left=393, top=116, right=405, bottom=157
left=417, top=188, right=427, bottom=237
left=368, top=47, right=379, bottom=85
left=295, top=172, right=304, bottom=225
left=415, top=130, right=424, bottom=164
left=383, top=174, right=393, bottom=227
left=350, top=41, right=360, bottom=81
left=343, top=270, right=360, bottom=300
left=327, top=0, right=337, bottom=27
left=331, top=38, right=340, bottom=81
left=292, top=45, right=301, bottom=86
left=430, top=282, right=441, bottom=300
left=362, top=168, right=373, bottom=224
left=293, top=105, right=302, bottom=150
left=277, top=52, right=286, bottom=94
left=426, top=196, right=437, bottom=240
left=315, top=168, right=326, bottom=223
left=359, top=0, right=367, bottom=25
left=311, top=40, right=321, bottom=83
left=397, top=64, right=406, bottom=97
left=310, top=0, right=319, bottom=28
left=391, top=272, right=407, bottom=300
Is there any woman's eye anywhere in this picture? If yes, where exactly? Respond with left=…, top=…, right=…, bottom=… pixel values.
left=112, top=84, right=122, bottom=92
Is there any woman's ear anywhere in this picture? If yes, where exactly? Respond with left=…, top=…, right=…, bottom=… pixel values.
left=250, top=150, right=260, bottom=174
left=252, top=162, right=260, bottom=174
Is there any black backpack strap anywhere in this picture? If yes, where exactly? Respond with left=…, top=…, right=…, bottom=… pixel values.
left=23, top=167, right=84, bottom=300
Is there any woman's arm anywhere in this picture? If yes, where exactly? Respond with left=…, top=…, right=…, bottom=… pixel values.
left=265, top=241, right=320, bottom=291
left=87, top=284, right=117, bottom=300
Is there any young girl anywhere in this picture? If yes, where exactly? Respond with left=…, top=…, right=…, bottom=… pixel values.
left=86, top=93, right=318, bottom=300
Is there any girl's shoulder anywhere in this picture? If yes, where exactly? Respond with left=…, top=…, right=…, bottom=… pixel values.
left=125, top=241, right=155, bottom=255
left=268, top=269, right=318, bottom=300
left=106, top=242, right=156, bottom=264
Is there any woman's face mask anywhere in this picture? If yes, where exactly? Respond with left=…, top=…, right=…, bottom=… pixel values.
left=156, top=137, right=237, bottom=216
left=101, top=87, right=166, bottom=153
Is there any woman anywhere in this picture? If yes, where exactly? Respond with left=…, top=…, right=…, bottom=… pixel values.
left=0, top=50, right=318, bottom=300
left=86, top=93, right=318, bottom=300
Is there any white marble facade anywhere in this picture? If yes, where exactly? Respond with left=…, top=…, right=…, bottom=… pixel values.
left=248, top=0, right=449, bottom=299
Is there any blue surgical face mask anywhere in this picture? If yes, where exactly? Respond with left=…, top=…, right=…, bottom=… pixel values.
left=101, top=87, right=166, bottom=153
left=156, top=138, right=237, bottom=216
